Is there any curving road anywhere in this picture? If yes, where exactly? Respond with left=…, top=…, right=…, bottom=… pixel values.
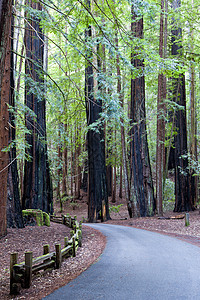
left=44, top=224, right=200, bottom=300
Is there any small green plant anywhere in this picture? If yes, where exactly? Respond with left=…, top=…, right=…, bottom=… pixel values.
left=82, top=216, right=87, bottom=223
left=109, top=204, right=123, bottom=217
left=61, top=194, right=73, bottom=204
left=163, top=179, right=175, bottom=211
left=69, top=202, right=80, bottom=211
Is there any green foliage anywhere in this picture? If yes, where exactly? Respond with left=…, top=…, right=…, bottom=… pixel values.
left=69, top=202, right=80, bottom=211
left=12, top=0, right=200, bottom=214
left=182, top=153, right=200, bottom=177
left=163, top=179, right=175, bottom=212
left=109, top=204, right=123, bottom=216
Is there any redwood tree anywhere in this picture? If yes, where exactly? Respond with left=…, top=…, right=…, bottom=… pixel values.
left=115, top=30, right=131, bottom=216
left=188, top=0, right=198, bottom=208
left=85, top=0, right=110, bottom=222
left=129, top=4, right=155, bottom=217
left=156, top=0, right=166, bottom=215
left=7, top=5, right=24, bottom=228
left=170, top=0, right=192, bottom=212
left=22, top=0, right=53, bottom=213
left=0, top=0, right=12, bottom=236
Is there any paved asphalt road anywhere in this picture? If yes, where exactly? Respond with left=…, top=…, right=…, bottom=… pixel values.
left=44, top=224, right=200, bottom=300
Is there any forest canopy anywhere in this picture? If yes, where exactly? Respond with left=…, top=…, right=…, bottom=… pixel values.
left=0, top=0, right=199, bottom=235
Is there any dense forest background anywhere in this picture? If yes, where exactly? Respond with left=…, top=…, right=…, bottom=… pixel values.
left=0, top=0, right=200, bottom=236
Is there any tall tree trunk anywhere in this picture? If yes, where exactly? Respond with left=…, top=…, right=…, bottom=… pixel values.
left=112, top=129, right=116, bottom=203
left=105, top=123, right=112, bottom=197
left=7, top=5, right=24, bottom=228
left=119, top=164, right=122, bottom=199
left=106, top=162, right=112, bottom=197
left=189, top=0, right=198, bottom=207
left=112, top=167, right=116, bottom=203
left=81, top=136, right=88, bottom=193
left=85, top=0, right=110, bottom=222
left=0, top=0, right=12, bottom=236
left=189, top=58, right=198, bottom=207
left=22, top=0, right=53, bottom=213
left=130, top=5, right=155, bottom=217
left=74, top=122, right=77, bottom=197
left=16, top=43, right=24, bottom=200
left=106, top=91, right=113, bottom=198
left=70, top=128, right=74, bottom=198
left=163, top=0, right=170, bottom=193
left=171, top=0, right=192, bottom=212
left=156, top=0, right=166, bottom=215
left=57, top=129, right=62, bottom=210
left=116, top=30, right=131, bottom=214
left=76, top=125, right=82, bottom=199
left=62, top=123, right=68, bottom=197
left=81, top=159, right=88, bottom=193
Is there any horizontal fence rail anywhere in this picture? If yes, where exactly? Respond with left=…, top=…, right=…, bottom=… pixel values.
left=10, top=215, right=82, bottom=295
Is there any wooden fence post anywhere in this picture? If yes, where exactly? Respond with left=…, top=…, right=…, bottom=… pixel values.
left=43, top=244, right=50, bottom=267
left=78, top=230, right=82, bottom=247
left=55, top=244, right=61, bottom=269
left=62, top=215, right=67, bottom=225
left=64, top=237, right=68, bottom=247
left=72, top=237, right=76, bottom=257
left=24, top=251, right=33, bottom=288
left=10, top=253, right=18, bottom=294
left=9, top=217, right=82, bottom=294
left=185, top=213, right=190, bottom=226
left=43, top=244, right=50, bottom=255
left=69, top=216, right=72, bottom=228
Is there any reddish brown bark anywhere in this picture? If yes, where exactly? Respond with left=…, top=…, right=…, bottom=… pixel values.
left=119, top=165, right=122, bottom=199
left=57, top=130, right=62, bottom=208
left=130, top=7, right=155, bottom=217
left=156, top=0, right=166, bottom=215
left=0, top=0, right=12, bottom=236
left=70, top=128, right=74, bottom=198
left=189, top=7, right=198, bottom=207
left=170, top=0, right=191, bottom=212
left=112, top=166, right=116, bottom=203
left=85, top=3, right=110, bottom=221
left=115, top=31, right=131, bottom=213
left=62, top=123, right=68, bottom=197
left=112, top=129, right=117, bottom=203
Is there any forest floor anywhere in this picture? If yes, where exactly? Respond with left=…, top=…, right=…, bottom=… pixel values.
left=1, top=192, right=200, bottom=299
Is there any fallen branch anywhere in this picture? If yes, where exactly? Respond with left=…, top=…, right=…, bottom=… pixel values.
left=158, top=214, right=185, bottom=220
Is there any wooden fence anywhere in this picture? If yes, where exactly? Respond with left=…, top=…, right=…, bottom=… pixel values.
left=10, top=215, right=82, bottom=295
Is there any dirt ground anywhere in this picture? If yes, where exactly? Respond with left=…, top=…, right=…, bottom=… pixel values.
left=61, top=193, right=200, bottom=241
left=0, top=223, right=106, bottom=300
left=1, top=193, right=200, bottom=299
